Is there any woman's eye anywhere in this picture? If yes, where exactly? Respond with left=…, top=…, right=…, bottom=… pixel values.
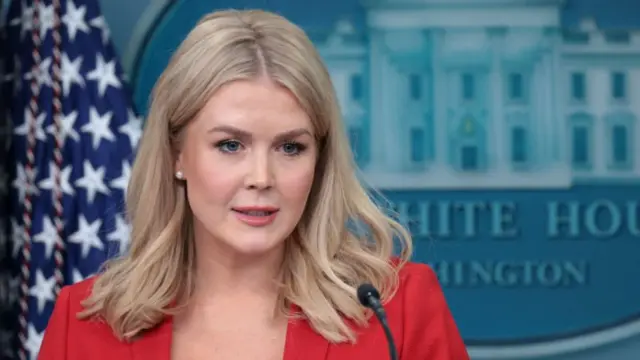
left=216, top=140, right=242, bottom=153
left=281, top=142, right=306, bottom=156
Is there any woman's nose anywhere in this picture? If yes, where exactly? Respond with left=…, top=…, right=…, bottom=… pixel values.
left=244, top=150, right=274, bottom=190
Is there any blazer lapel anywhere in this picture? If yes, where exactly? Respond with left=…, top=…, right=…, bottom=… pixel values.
left=284, top=314, right=330, bottom=360
left=130, top=316, right=173, bottom=360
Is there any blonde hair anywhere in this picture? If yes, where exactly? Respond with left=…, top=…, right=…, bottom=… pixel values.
left=79, top=9, right=412, bottom=343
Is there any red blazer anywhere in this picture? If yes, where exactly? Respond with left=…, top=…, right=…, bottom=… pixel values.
left=38, top=262, right=469, bottom=360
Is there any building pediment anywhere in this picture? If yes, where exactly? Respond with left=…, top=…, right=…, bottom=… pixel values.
left=363, top=0, right=563, bottom=29
left=361, top=0, right=565, bottom=10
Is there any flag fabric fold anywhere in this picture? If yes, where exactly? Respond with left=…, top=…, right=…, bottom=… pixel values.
left=0, top=1, right=141, bottom=358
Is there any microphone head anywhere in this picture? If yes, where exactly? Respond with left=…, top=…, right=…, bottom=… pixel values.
left=357, top=283, right=380, bottom=308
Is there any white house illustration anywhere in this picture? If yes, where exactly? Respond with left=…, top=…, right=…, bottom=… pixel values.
left=316, top=0, right=640, bottom=189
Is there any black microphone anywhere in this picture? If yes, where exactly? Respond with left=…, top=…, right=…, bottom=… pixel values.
left=357, top=283, right=398, bottom=360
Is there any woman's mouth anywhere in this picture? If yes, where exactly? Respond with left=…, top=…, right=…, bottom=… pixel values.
left=232, top=207, right=279, bottom=226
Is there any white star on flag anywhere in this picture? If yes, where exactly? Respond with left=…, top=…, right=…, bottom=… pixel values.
left=23, top=56, right=52, bottom=89
left=82, top=107, right=115, bottom=149
left=62, top=0, right=90, bottom=41
left=37, top=3, right=56, bottom=40
left=29, top=271, right=56, bottom=314
left=9, top=1, right=33, bottom=40
left=69, top=215, right=105, bottom=258
left=33, top=217, right=63, bottom=259
left=12, top=163, right=39, bottom=203
left=11, top=219, right=25, bottom=259
left=46, top=109, right=81, bottom=144
left=75, top=160, right=110, bottom=203
left=89, top=15, right=110, bottom=44
left=25, top=325, right=44, bottom=360
left=14, top=108, right=47, bottom=142
left=38, top=163, right=75, bottom=197
left=60, top=54, right=85, bottom=96
left=108, top=214, right=131, bottom=253
left=110, top=161, right=131, bottom=194
left=86, top=54, right=121, bottom=96
left=119, top=108, right=143, bottom=148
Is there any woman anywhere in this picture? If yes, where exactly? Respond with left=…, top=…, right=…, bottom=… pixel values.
left=38, top=9, right=468, bottom=360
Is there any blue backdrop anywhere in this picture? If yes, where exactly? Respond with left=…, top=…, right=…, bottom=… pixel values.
left=105, top=1, right=640, bottom=359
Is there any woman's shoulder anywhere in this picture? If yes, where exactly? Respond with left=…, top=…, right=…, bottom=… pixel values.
left=396, top=260, right=440, bottom=289
left=50, top=275, right=103, bottom=328
left=390, top=258, right=439, bottom=289
left=38, top=275, right=139, bottom=358
left=59, top=275, right=99, bottom=308
left=388, top=260, right=469, bottom=357
left=389, top=259, right=447, bottom=309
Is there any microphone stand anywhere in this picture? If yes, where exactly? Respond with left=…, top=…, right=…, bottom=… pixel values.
left=357, top=283, right=398, bottom=360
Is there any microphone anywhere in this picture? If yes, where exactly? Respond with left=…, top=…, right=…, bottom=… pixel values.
left=357, top=283, right=398, bottom=360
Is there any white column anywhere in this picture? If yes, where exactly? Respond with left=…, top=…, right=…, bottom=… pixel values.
left=542, top=52, right=555, bottom=166
left=431, top=29, right=448, bottom=172
left=368, top=30, right=387, bottom=172
left=532, top=59, right=545, bottom=166
left=548, top=29, right=565, bottom=165
left=591, top=69, right=608, bottom=175
left=490, top=29, right=506, bottom=172
left=593, top=119, right=606, bottom=174
left=368, top=33, right=404, bottom=173
left=593, top=84, right=606, bottom=175
left=383, top=55, right=402, bottom=171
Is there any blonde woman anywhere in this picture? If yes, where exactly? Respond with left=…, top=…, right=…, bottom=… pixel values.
left=38, top=9, right=468, bottom=360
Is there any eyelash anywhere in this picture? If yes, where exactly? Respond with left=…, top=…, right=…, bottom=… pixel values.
left=214, top=139, right=307, bottom=156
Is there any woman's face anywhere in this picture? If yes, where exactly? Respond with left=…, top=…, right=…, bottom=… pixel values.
left=176, top=78, right=318, bottom=261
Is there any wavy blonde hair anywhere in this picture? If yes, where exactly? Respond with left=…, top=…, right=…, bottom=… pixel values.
left=79, top=9, right=413, bottom=343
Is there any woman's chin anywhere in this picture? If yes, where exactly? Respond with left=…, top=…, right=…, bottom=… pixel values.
left=225, top=237, right=285, bottom=257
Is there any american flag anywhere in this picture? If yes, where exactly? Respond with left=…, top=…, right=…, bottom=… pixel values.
left=0, top=0, right=141, bottom=359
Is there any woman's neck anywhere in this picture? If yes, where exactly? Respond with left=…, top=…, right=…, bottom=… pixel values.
left=194, top=253, right=284, bottom=297
left=189, top=238, right=286, bottom=319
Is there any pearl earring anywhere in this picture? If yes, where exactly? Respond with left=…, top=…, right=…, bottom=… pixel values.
left=175, top=171, right=184, bottom=180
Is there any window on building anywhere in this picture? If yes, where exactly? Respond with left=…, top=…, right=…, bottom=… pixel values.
left=410, top=127, right=424, bottom=162
left=611, top=72, right=627, bottom=100
left=511, top=126, right=527, bottom=163
left=572, top=126, right=590, bottom=166
left=508, top=73, right=523, bottom=100
left=612, top=124, right=628, bottom=164
left=410, top=74, right=421, bottom=100
left=571, top=72, right=586, bottom=101
left=562, top=30, right=589, bottom=44
left=461, top=145, right=478, bottom=170
left=462, top=73, right=474, bottom=100
left=350, top=74, right=362, bottom=101
left=605, top=31, right=630, bottom=44
left=425, top=113, right=435, bottom=160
